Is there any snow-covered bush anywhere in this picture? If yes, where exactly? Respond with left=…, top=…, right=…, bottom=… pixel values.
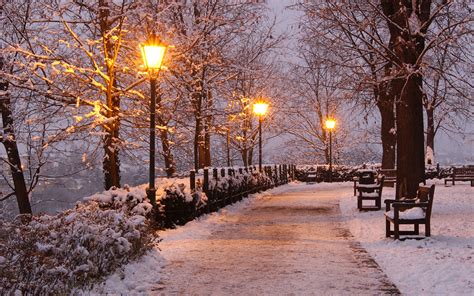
left=296, top=165, right=361, bottom=182
left=0, top=187, right=157, bottom=295
left=158, top=182, right=207, bottom=228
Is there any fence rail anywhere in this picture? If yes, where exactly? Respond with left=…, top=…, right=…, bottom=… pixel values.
left=159, top=164, right=296, bottom=227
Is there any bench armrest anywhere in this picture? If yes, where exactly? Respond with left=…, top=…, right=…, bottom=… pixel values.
left=385, top=199, right=417, bottom=211
left=392, top=202, right=429, bottom=209
left=384, top=199, right=416, bottom=204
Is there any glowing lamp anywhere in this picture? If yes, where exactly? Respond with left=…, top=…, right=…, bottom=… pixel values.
left=253, top=102, right=269, bottom=117
left=140, top=35, right=167, bottom=75
left=325, top=118, right=336, bottom=130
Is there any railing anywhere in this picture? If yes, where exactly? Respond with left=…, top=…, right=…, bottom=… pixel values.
left=159, top=164, right=296, bottom=228
left=191, top=164, right=296, bottom=213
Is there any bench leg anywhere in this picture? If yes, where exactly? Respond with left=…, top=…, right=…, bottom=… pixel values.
left=357, top=197, right=362, bottom=210
left=425, top=222, right=431, bottom=237
left=453, top=178, right=455, bottom=186
left=385, top=220, right=391, bottom=238
left=354, top=181, right=356, bottom=196
left=414, top=223, right=419, bottom=235
left=394, top=223, right=400, bottom=240
left=376, top=196, right=381, bottom=210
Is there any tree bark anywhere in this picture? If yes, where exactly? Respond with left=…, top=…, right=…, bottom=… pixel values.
left=204, top=89, right=212, bottom=167
left=99, top=0, right=121, bottom=190
left=377, top=93, right=396, bottom=169
left=381, top=0, right=429, bottom=198
left=0, top=58, right=32, bottom=214
left=156, top=93, right=175, bottom=177
left=194, top=116, right=200, bottom=170
left=425, top=106, right=435, bottom=164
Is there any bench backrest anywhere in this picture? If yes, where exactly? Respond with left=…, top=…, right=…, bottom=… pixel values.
left=359, top=171, right=376, bottom=184
left=418, top=184, right=435, bottom=218
left=379, top=169, right=396, bottom=178
left=453, top=167, right=474, bottom=176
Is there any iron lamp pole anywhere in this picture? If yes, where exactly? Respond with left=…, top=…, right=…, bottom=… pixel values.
left=140, top=34, right=168, bottom=205
left=253, top=101, right=269, bottom=172
left=325, top=118, right=336, bottom=183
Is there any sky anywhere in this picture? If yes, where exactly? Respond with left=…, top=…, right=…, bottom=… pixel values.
left=264, top=0, right=473, bottom=165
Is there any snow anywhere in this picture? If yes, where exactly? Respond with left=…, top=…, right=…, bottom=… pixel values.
left=384, top=207, right=425, bottom=220
left=426, top=146, right=435, bottom=165
left=89, top=180, right=474, bottom=295
left=340, top=179, right=474, bottom=295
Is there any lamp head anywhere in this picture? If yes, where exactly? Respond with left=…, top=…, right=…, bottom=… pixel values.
left=253, top=102, right=269, bottom=117
left=140, top=34, right=167, bottom=76
left=325, top=118, right=336, bottom=130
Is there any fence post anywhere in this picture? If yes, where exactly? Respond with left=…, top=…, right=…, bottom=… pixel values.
left=279, top=165, right=282, bottom=184
left=221, top=168, right=226, bottom=178
left=190, top=170, right=196, bottom=192
left=213, top=168, right=218, bottom=180
left=203, top=168, right=209, bottom=194
left=273, top=165, right=277, bottom=184
left=239, top=167, right=243, bottom=175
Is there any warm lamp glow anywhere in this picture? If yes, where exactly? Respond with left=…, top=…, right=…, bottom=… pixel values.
left=325, top=118, right=336, bottom=130
left=253, top=102, right=269, bottom=116
left=140, top=35, right=167, bottom=74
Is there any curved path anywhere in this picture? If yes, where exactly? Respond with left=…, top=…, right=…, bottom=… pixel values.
left=156, top=184, right=399, bottom=295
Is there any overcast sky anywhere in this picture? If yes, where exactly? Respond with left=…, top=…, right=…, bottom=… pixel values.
left=265, top=0, right=473, bottom=165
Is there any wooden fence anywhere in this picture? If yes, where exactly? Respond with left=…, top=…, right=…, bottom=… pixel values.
left=190, top=164, right=296, bottom=213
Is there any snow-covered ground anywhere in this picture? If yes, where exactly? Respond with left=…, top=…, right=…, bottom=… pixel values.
left=90, top=181, right=474, bottom=295
left=339, top=180, right=474, bottom=295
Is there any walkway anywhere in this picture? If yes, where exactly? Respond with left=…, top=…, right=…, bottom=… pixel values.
left=155, top=184, right=399, bottom=295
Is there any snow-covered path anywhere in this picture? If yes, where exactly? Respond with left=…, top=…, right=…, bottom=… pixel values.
left=155, top=183, right=399, bottom=295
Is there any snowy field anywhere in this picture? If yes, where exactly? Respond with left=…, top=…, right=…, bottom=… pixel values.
left=339, top=180, right=474, bottom=295
left=90, top=181, right=474, bottom=295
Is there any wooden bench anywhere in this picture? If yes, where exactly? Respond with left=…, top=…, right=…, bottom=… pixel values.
left=306, top=168, right=317, bottom=184
left=378, top=169, right=396, bottom=187
left=444, top=167, right=474, bottom=186
left=384, top=184, right=435, bottom=240
left=357, top=176, right=385, bottom=211
left=353, top=169, right=377, bottom=196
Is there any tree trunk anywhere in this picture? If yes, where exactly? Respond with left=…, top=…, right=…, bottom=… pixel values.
left=395, top=75, right=425, bottom=197
left=198, top=124, right=206, bottom=169
left=194, top=115, right=201, bottom=170
left=425, top=106, right=435, bottom=165
left=204, top=89, right=212, bottom=167
left=154, top=87, right=175, bottom=177
left=242, top=147, right=248, bottom=167
left=0, top=65, right=32, bottom=214
left=100, top=0, right=120, bottom=190
left=377, top=95, right=396, bottom=169
left=381, top=0, right=429, bottom=198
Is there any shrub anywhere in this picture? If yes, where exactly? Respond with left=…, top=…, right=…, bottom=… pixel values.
left=0, top=187, right=158, bottom=295
left=158, top=183, right=207, bottom=228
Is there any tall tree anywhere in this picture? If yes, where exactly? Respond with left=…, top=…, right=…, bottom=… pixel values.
left=381, top=0, right=432, bottom=197
left=0, top=1, right=33, bottom=214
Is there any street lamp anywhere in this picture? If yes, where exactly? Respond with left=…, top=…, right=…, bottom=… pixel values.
left=325, top=118, right=336, bottom=182
left=253, top=101, right=269, bottom=172
left=140, top=34, right=168, bottom=206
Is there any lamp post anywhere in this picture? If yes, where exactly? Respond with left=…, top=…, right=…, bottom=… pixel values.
left=325, top=118, right=336, bottom=183
left=140, top=34, right=167, bottom=205
left=253, top=101, right=269, bottom=172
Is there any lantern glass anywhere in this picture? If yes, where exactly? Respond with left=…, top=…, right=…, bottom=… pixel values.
left=141, top=44, right=166, bottom=70
left=325, top=119, right=336, bottom=130
left=253, top=102, right=269, bottom=116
